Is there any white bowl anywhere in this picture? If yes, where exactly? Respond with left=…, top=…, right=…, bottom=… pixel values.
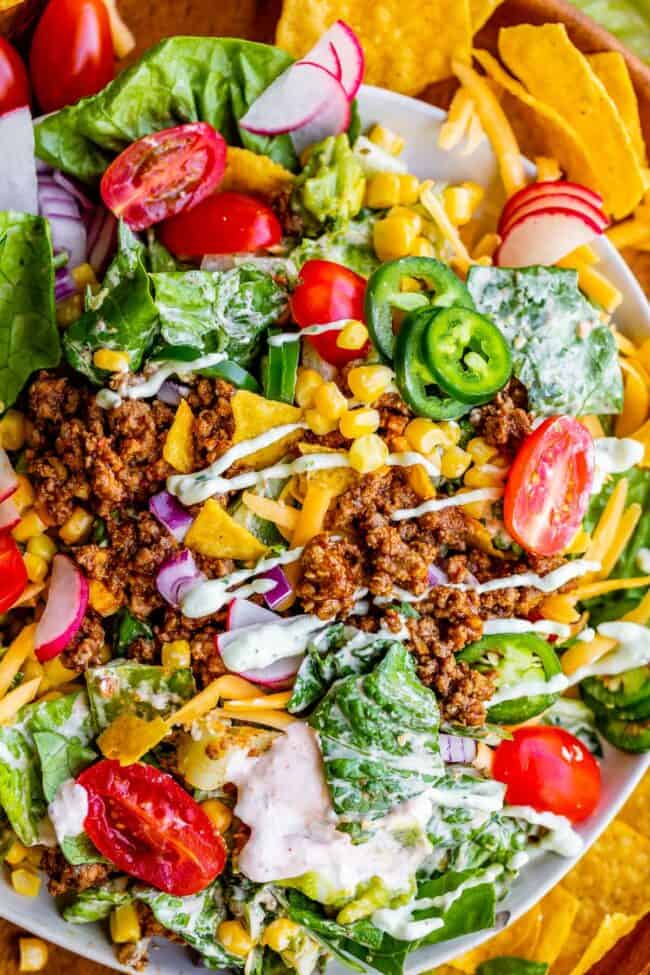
left=2, top=86, right=648, bottom=974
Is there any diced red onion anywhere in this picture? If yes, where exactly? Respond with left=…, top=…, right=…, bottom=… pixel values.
left=88, top=209, right=117, bottom=274
left=427, top=564, right=448, bottom=587
left=157, top=380, right=190, bottom=406
left=55, top=267, right=79, bottom=303
left=439, top=733, right=477, bottom=764
left=52, top=170, right=94, bottom=210
left=261, top=565, right=293, bottom=610
left=156, top=550, right=205, bottom=608
left=149, top=490, right=193, bottom=543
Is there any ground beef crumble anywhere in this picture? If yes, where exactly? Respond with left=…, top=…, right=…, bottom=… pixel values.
left=41, top=847, right=111, bottom=897
left=470, top=377, right=531, bottom=454
left=60, top=610, right=106, bottom=671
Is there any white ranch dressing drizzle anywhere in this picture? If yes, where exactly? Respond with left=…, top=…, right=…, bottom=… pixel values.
left=97, top=352, right=227, bottom=409
left=501, top=806, right=583, bottom=858
left=391, top=487, right=504, bottom=522
left=219, top=614, right=328, bottom=672
left=489, top=673, right=570, bottom=707
left=482, top=618, right=571, bottom=640
left=268, top=321, right=351, bottom=346
left=48, top=779, right=88, bottom=845
left=592, top=437, right=644, bottom=494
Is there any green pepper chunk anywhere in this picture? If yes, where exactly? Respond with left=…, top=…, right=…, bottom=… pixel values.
left=394, top=308, right=471, bottom=420
left=199, top=359, right=260, bottom=393
left=458, top=632, right=562, bottom=724
left=263, top=332, right=299, bottom=404
left=365, top=256, right=474, bottom=359
left=423, top=306, right=512, bottom=405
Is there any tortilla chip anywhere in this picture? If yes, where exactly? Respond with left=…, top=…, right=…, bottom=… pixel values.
left=186, top=498, right=268, bottom=560
left=497, top=23, right=644, bottom=217
left=276, top=0, right=472, bottom=94
left=529, top=885, right=579, bottom=964
left=587, top=52, right=647, bottom=168
left=163, top=399, right=195, bottom=474
left=553, top=820, right=650, bottom=975
left=568, top=913, right=641, bottom=975
left=232, top=390, right=303, bottom=469
left=617, top=771, right=649, bottom=836
left=221, top=147, right=295, bottom=198
left=453, top=902, right=543, bottom=971
left=469, top=0, right=503, bottom=31
left=98, top=714, right=169, bottom=766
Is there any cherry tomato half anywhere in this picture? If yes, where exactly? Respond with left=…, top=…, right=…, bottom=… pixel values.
left=158, top=190, right=282, bottom=258
left=100, top=123, right=226, bottom=232
left=30, top=0, right=114, bottom=113
left=0, top=533, right=28, bottom=613
left=290, top=260, right=368, bottom=367
left=78, top=760, right=226, bottom=895
left=0, top=38, right=30, bottom=114
left=493, top=726, right=601, bottom=823
left=504, top=416, right=594, bottom=557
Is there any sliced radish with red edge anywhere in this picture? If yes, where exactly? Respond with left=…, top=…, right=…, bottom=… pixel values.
left=301, top=20, right=364, bottom=100
left=35, top=555, right=89, bottom=662
left=0, top=497, right=20, bottom=532
left=499, top=193, right=608, bottom=238
left=240, top=61, right=343, bottom=136
left=496, top=208, right=604, bottom=268
left=227, top=597, right=278, bottom=630
left=500, top=180, right=604, bottom=228
left=218, top=598, right=303, bottom=689
left=290, top=73, right=351, bottom=154
left=0, top=447, right=18, bottom=503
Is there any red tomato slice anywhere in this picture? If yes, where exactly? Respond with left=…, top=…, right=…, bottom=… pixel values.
left=0, top=38, right=30, bottom=114
left=100, top=123, right=226, bottom=231
left=290, top=259, right=368, bottom=367
left=158, top=191, right=282, bottom=258
left=493, top=726, right=601, bottom=823
left=0, top=533, right=27, bottom=613
left=29, top=0, right=114, bottom=113
left=78, top=760, right=227, bottom=895
left=504, top=416, right=594, bottom=556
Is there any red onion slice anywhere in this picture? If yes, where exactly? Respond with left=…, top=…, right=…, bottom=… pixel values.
left=427, top=564, right=448, bottom=587
left=52, top=170, right=94, bottom=211
left=35, top=556, right=89, bottom=662
left=439, top=733, right=477, bottom=764
left=0, top=107, right=38, bottom=214
left=261, top=565, right=293, bottom=610
left=156, top=550, right=205, bottom=608
left=157, top=380, right=191, bottom=407
left=149, top=490, right=193, bottom=543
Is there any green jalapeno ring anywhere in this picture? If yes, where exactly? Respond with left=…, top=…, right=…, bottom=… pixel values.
left=581, top=665, right=650, bottom=713
left=365, top=256, right=475, bottom=360
left=394, top=308, right=471, bottom=420
left=263, top=331, right=299, bottom=404
left=423, top=306, right=512, bottom=405
left=595, top=713, right=650, bottom=753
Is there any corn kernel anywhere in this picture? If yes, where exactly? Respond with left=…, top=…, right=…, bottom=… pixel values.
left=295, top=368, right=324, bottom=409
left=313, top=382, right=347, bottom=421
left=162, top=639, right=191, bottom=671
left=23, top=553, right=48, bottom=584
left=59, top=507, right=94, bottom=545
left=347, top=365, right=393, bottom=404
left=110, top=903, right=142, bottom=944
left=201, top=798, right=233, bottom=833
left=262, top=919, right=302, bottom=953
left=348, top=434, right=389, bottom=474
left=368, top=125, right=405, bottom=156
left=466, top=437, right=498, bottom=464
left=438, top=421, right=461, bottom=445
left=218, top=920, right=254, bottom=958
left=304, top=409, right=338, bottom=436
left=365, top=172, right=401, bottom=209
left=19, top=938, right=49, bottom=972
left=405, top=418, right=447, bottom=454
left=398, top=174, right=420, bottom=205
left=463, top=465, right=507, bottom=488
left=339, top=408, right=380, bottom=439
left=41, top=655, right=79, bottom=691
left=443, top=185, right=482, bottom=226
left=12, top=510, right=47, bottom=543
left=441, top=446, right=472, bottom=479
left=410, top=236, right=435, bottom=257
left=12, top=476, right=35, bottom=515
left=387, top=206, right=422, bottom=235
left=89, top=579, right=121, bottom=616
left=336, top=321, right=369, bottom=351
left=373, top=216, right=417, bottom=262
left=26, top=534, right=57, bottom=562
left=93, top=349, right=130, bottom=373
left=0, top=410, right=26, bottom=451
left=5, top=840, right=28, bottom=866
left=24, top=847, right=43, bottom=868
left=11, top=868, right=40, bottom=897
left=71, top=263, right=98, bottom=289
left=56, top=293, right=83, bottom=327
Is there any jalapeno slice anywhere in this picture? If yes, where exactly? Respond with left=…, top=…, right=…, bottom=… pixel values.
left=198, top=359, right=260, bottom=392
left=422, top=306, right=512, bottom=405
left=394, top=308, right=470, bottom=420
left=581, top=686, right=650, bottom=722
left=581, top=665, right=650, bottom=713
left=595, top=714, right=650, bottom=753
left=365, top=256, right=474, bottom=360
left=458, top=632, right=562, bottom=724
left=263, top=331, right=299, bottom=404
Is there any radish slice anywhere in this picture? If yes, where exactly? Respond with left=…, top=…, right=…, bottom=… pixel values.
left=290, top=75, right=351, bottom=154
left=227, top=597, right=278, bottom=630
left=499, top=194, right=608, bottom=238
left=299, top=37, right=342, bottom=81
left=321, top=20, right=364, bottom=99
left=496, top=208, right=603, bottom=268
left=0, top=107, right=38, bottom=215
left=35, top=555, right=89, bottom=662
left=240, top=61, right=343, bottom=136
left=500, top=180, right=604, bottom=229
left=0, top=497, right=20, bottom=532
left=219, top=599, right=304, bottom=688
left=0, top=447, right=18, bottom=503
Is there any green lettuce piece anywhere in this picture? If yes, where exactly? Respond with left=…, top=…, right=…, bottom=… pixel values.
left=152, top=265, right=288, bottom=365
left=477, top=960, right=548, bottom=975
left=33, top=733, right=96, bottom=804
left=35, top=37, right=297, bottom=183
left=64, top=881, right=133, bottom=923
left=85, top=661, right=195, bottom=730
left=290, top=215, right=380, bottom=277
left=61, top=832, right=108, bottom=866
left=0, top=212, right=59, bottom=410
left=309, top=644, right=443, bottom=824
left=570, top=0, right=650, bottom=62
left=467, top=266, right=623, bottom=416
left=111, top=608, right=154, bottom=658
left=290, top=135, right=365, bottom=237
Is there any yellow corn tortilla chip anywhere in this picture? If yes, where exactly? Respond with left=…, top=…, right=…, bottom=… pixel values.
left=163, top=399, right=195, bottom=474
left=276, top=0, right=472, bottom=94
left=221, top=147, right=295, bottom=198
left=617, top=770, right=649, bottom=836
left=568, top=912, right=641, bottom=975
left=587, top=52, right=647, bottom=168
left=232, top=390, right=302, bottom=469
left=529, top=885, right=580, bottom=964
left=470, top=0, right=503, bottom=32
left=453, top=902, right=543, bottom=971
left=186, top=498, right=268, bottom=560
left=98, top=714, right=169, bottom=766
left=553, top=820, right=650, bottom=975
left=497, top=23, right=644, bottom=217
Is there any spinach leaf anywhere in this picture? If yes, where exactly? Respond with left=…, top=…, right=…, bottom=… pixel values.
left=35, top=37, right=297, bottom=183
left=112, top=608, right=154, bottom=658
left=309, top=643, right=443, bottom=824
left=477, top=960, right=548, bottom=975
left=467, top=266, right=623, bottom=416
left=290, top=214, right=380, bottom=277
left=64, top=882, right=133, bottom=923
left=152, top=265, right=288, bottom=366
left=0, top=212, right=59, bottom=411
left=85, top=662, right=195, bottom=730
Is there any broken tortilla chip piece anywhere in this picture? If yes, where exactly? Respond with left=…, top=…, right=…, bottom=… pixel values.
left=276, top=0, right=473, bottom=94
left=497, top=23, right=644, bottom=218
left=453, top=901, right=543, bottom=971
left=98, top=713, right=170, bottom=766
left=587, top=52, right=647, bottom=169
left=163, top=399, right=195, bottom=474
left=232, top=390, right=303, bottom=469
left=186, top=498, right=268, bottom=560
left=529, top=885, right=580, bottom=964
left=568, top=913, right=642, bottom=975
left=221, top=147, right=295, bottom=198
left=469, top=0, right=503, bottom=32
left=617, top=771, right=649, bottom=837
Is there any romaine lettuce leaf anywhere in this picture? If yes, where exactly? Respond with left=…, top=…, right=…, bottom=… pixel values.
left=476, top=960, right=548, bottom=975
left=570, top=0, right=650, bottom=62
left=64, top=881, right=132, bottom=923
left=289, top=215, right=380, bottom=277
left=85, top=661, right=196, bottom=730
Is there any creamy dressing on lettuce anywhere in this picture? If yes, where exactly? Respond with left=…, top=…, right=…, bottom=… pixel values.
left=220, top=615, right=327, bottom=672
left=482, top=618, right=571, bottom=639
left=48, top=779, right=88, bottom=846
left=592, top=437, right=644, bottom=493
left=97, top=352, right=227, bottom=408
